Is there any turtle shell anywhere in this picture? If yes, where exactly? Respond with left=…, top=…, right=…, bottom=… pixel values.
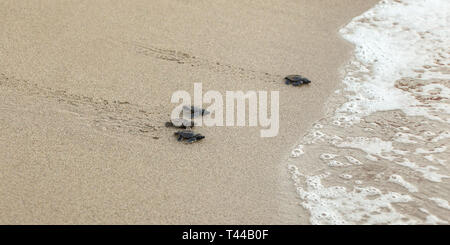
left=175, top=130, right=195, bottom=138
left=285, top=75, right=305, bottom=82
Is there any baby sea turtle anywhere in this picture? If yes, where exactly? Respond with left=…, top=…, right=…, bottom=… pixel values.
left=183, top=105, right=210, bottom=118
left=174, top=130, right=205, bottom=143
left=285, top=75, right=311, bottom=86
left=165, top=118, right=195, bottom=129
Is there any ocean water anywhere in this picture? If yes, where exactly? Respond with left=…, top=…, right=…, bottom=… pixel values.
left=287, top=0, right=450, bottom=224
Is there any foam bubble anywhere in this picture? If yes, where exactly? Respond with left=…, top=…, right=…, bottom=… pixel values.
left=291, top=145, right=305, bottom=158
left=336, top=137, right=395, bottom=161
left=328, top=160, right=351, bottom=167
left=415, top=146, right=447, bottom=154
left=289, top=165, right=418, bottom=225
left=395, top=158, right=449, bottom=182
left=388, top=174, right=418, bottom=192
left=419, top=208, right=448, bottom=224
left=429, top=197, right=450, bottom=210
left=431, top=131, right=450, bottom=142
left=345, top=156, right=363, bottom=165
left=320, top=153, right=338, bottom=160
left=394, top=132, right=422, bottom=144
left=339, top=174, right=353, bottom=180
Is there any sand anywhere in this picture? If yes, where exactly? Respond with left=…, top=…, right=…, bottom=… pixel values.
left=0, top=0, right=378, bottom=224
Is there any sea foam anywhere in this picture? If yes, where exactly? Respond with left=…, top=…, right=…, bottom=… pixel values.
left=287, top=0, right=450, bottom=224
left=338, top=0, right=450, bottom=124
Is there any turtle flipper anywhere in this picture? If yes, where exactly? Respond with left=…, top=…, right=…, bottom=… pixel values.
left=186, top=137, right=197, bottom=143
left=194, top=135, right=205, bottom=141
left=186, top=134, right=205, bottom=143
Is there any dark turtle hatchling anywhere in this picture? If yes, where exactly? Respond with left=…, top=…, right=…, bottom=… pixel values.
left=174, top=130, right=205, bottom=143
left=285, top=75, right=311, bottom=86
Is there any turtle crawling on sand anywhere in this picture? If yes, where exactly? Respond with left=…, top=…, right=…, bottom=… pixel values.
left=285, top=75, right=311, bottom=86
left=183, top=105, right=210, bottom=118
left=165, top=118, right=195, bottom=129
left=174, top=130, right=205, bottom=143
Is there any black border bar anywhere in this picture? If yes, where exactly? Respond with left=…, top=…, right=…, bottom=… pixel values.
left=0, top=225, right=447, bottom=243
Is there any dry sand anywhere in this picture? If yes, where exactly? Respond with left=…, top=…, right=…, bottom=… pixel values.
left=0, top=0, right=378, bottom=224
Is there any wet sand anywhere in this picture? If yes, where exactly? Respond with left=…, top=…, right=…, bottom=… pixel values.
left=0, top=0, right=378, bottom=224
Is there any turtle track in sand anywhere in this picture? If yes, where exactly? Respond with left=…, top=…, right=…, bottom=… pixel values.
left=118, top=40, right=281, bottom=83
left=1, top=41, right=280, bottom=139
left=0, top=72, right=165, bottom=139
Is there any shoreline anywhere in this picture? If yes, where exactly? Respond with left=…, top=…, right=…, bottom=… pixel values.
left=0, top=0, right=379, bottom=224
left=287, top=0, right=450, bottom=224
